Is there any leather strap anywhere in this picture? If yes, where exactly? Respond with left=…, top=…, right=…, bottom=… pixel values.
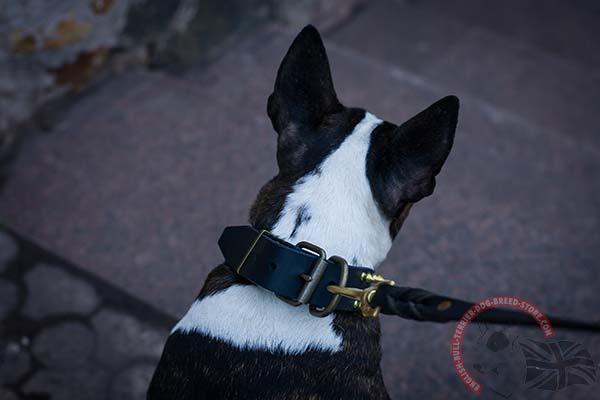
left=371, top=285, right=600, bottom=331
left=218, top=225, right=372, bottom=312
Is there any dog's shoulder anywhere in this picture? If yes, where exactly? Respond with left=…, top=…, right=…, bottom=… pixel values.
left=197, top=263, right=250, bottom=299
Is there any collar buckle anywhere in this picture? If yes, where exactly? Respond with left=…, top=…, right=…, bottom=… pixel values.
left=277, top=241, right=349, bottom=318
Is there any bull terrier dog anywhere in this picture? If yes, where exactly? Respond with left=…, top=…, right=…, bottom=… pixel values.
left=148, top=25, right=458, bottom=400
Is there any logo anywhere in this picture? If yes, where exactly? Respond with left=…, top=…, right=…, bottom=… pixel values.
left=450, top=296, right=598, bottom=397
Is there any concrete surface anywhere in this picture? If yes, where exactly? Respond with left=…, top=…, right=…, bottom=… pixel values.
left=1, top=1, right=599, bottom=399
left=0, top=0, right=271, bottom=163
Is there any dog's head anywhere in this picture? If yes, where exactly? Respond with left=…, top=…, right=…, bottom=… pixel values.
left=251, top=25, right=458, bottom=266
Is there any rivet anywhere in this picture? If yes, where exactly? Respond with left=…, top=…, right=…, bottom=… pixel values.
left=437, top=300, right=452, bottom=312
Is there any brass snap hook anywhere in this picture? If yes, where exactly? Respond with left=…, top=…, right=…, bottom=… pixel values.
left=327, top=273, right=395, bottom=318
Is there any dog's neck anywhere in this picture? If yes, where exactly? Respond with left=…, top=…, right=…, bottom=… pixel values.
left=265, top=113, right=392, bottom=269
left=173, top=113, right=391, bottom=354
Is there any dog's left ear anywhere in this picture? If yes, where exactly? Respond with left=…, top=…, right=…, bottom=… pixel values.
left=368, top=96, right=459, bottom=217
left=267, top=25, right=342, bottom=134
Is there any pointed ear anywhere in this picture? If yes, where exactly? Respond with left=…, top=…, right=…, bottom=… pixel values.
left=367, top=96, right=459, bottom=216
left=267, top=25, right=342, bottom=133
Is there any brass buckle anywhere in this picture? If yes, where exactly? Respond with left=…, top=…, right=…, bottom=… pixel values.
left=309, top=255, right=348, bottom=318
left=327, top=273, right=395, bottom=318
left=277, top=241, right=349, bottom=318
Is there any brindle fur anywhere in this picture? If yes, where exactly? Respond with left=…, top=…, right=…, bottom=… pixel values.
left=150, top=263, right=388, bottom=400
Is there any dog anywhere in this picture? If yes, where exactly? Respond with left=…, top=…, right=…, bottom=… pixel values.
left=148, top=25, right=458, bottom=400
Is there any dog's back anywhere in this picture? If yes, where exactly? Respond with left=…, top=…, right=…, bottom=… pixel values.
left=149, top=266, right=388, bottom=399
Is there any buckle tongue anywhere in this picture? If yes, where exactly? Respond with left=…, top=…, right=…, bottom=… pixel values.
left=277, top=241, right=349, bottom=318
left=295, top=241, right=328, bottom=304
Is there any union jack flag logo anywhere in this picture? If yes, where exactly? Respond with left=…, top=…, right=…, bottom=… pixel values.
left=519, top=338, right=597, bottom=391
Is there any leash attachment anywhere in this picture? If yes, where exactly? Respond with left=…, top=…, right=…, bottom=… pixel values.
left=328, top=273, right=395, bottom=318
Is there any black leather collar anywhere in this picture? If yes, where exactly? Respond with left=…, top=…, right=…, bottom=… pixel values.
left=219, top=227, right=600, bottom=330
left=218, top=225, right=372, bottom=315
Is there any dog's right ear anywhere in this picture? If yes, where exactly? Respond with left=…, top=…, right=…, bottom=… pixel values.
left=267, top=25, right=342, bottom=134
left=367, top=96, right=459, bottom=217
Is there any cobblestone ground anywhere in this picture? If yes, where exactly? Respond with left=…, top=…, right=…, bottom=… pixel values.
left=0, top=228, right=175, bottom=400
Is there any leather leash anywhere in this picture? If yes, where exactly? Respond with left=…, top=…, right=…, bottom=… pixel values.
left=370, top=285, right=600, bottom=332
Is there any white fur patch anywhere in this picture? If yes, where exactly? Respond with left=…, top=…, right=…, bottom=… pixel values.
left=173, top=112, right=391, bottom=354
left=272, top=112, right=391, bottom=268
left=172, top=285, right=342, bottom=354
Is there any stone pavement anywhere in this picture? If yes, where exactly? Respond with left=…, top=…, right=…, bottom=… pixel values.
left=1, top=1, right=599, bottom=399
left=0, top=228, right=174, bottom=399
